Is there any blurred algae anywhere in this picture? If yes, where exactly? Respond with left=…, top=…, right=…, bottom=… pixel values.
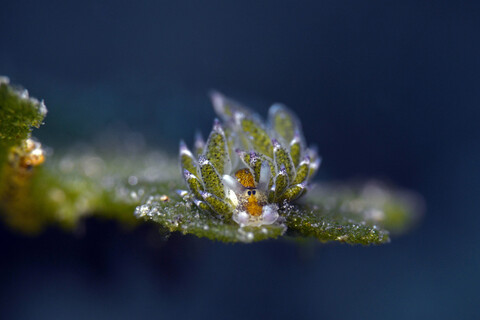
left=0, top=77, right=422, bottom=244
left=0, top=77, right=47, bottom=232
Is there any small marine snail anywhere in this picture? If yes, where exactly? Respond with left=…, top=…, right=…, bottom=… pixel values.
left=179, top=92, right=321, bottom=226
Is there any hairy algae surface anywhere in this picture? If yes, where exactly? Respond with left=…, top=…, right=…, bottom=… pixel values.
left=0, top=77, right=46, bottom=178
left=135, top=181, right=420, bottom=244
left=0, top=78, right=422, bottom=243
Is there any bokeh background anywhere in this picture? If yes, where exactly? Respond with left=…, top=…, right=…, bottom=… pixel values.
left=1, top=1, right=479, bottom=319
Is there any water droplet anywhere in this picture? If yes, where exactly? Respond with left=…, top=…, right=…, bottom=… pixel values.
left=128, top=176, right=138, bottom=186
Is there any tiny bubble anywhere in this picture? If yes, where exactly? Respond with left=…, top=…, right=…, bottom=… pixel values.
left=130, top=191, right=138, bottom=200
left=128, top=176, right=138, bottom=186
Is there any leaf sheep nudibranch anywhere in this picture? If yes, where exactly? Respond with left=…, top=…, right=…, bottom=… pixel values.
left=178, top=92, right=321, bottom=227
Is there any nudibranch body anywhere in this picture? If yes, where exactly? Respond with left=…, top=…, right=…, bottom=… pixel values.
left=178, top=92, right=321, bottom=227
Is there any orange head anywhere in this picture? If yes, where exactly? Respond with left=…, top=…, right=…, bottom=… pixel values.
left=234, top=168, right=266, bottom=217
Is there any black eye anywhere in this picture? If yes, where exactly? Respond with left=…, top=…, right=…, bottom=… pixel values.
left=247, top=191, right=252, bottom=195
left=252, top=190, right=256, bottom=195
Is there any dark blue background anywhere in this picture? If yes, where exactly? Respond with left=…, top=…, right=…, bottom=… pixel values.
left=1, top=1, right=479, bottom=319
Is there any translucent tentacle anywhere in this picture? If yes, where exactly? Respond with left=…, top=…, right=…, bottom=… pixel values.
left=273, top=139, right=296, bottom=183
left=179, top=140, right=198, bottom=178
left=203, top=119, right=232, bottom=175
left=292, top=156, right=310, bottom=185
left=198, top=155, right=226, bottom=199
